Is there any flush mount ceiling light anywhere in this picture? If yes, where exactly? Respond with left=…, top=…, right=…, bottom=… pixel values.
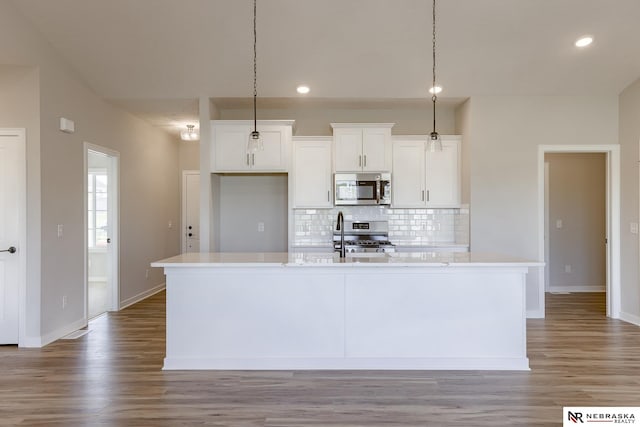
left=180, top=124, right=199, bottom=141
left=247, top=0, right=263, bottom=153
left=429, top=86, right=442, bottom=95
left=575, top=36, right=593, bottom=47
left=428, top=0, right=442, bottom=152
left=296, top=85, right=310, bottom=94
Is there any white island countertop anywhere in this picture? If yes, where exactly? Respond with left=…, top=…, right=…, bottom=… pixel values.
left=151, top=251, right=543, bottom=268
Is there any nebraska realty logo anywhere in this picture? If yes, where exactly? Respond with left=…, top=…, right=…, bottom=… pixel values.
left=564, top=407, right=639, bottom=425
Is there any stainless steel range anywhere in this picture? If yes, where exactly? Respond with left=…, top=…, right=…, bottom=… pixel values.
left=333, top=219, right=396, bottom=254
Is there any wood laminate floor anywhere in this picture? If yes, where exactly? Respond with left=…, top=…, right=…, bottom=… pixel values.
left=1, top=292, right=639, bottom=426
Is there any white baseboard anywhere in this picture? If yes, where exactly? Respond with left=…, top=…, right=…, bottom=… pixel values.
left=163, top=356, right=530, bottom=371
left=548, top=285, right=605, bottom=293
left=20, top=335, right=45, bottom=348
left=619, top=311, right=640, bottom=327
left=37, top=318, right=87, bottom=348
left=527, top=309, right=544, bottom=319
left=119, top=282, right=165, bottom=310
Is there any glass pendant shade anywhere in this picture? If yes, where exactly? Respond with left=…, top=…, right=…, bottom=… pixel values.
left=428, top=131, right=442, bottom=152
left=180, top=125, right=199, bottom=141
left=247, top=130, right=263, bottom=152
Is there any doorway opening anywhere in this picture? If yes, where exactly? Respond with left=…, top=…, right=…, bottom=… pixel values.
left=84, top=143, right=119, bottom=320
left=538, top=145, right=620, bottom=319
left=545, top=153, right=607, bottom=314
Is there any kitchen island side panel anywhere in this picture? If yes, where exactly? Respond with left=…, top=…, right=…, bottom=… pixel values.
left=344, top=271, right=526, bottom=358
left=162, top=264, right=529, bottom=370
left=165, top=270, right=345, bottom=361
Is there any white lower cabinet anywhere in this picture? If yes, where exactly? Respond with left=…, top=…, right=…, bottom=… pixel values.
left=392, top=136, right=461, bottom=208
left=292, top=137, right=333, bottom=208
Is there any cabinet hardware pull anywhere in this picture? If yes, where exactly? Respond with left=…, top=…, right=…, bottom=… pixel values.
left=359, top=155, right=362, bottom=167
left=364, top=155, right=367, bottom=167
left=327, top=191, right=330, bottom=202
left=252, top=153, right=255, bottom=166
left=422, top=190, right=425, bottom=201
left=246, top=153, right=250, bottom=166
left=427, top=190, right=430, bottom=202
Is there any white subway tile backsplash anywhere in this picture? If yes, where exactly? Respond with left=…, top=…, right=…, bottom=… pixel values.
left=293, top=204, right=470, bottom=247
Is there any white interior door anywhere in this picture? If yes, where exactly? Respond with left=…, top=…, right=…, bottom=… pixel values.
left=182, top=171, right=200, bottom=253
left=85, top=144, right=119, bottom=319
left=0, top=129, right=25, bottom=344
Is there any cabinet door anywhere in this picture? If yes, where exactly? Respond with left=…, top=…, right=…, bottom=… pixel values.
left=334, top=129, right=363, bottom=172
left=293, top=140, right=332, bottom=208
left=252, top=126, right=285, bottom=171
left=362, top=128, right=388, bottom=171
left=213, top=124, right=250, bottom=171
left=392, top=140, right=426, bottom=208
left=426, top=139, right=461, bottom=207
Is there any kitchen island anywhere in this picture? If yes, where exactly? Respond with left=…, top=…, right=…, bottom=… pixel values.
left=151, top=252, right=542, bottom=371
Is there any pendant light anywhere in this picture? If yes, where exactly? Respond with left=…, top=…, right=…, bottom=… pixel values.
left=428, top=0, right=443, bottom=152
left=247, top=0, right=263, bottom=153
left=180, top=124, right=200, bottom=141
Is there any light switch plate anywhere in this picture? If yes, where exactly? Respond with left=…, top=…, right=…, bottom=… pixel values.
left=631, top=223, right=639, bottom=234
left=556, top=219, right=563, bottom=229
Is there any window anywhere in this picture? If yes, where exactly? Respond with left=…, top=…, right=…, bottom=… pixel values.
left=88, top=170, right=108, bottom=248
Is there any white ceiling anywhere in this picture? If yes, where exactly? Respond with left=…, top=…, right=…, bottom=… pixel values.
left=11, top=0, right=640, bottom=135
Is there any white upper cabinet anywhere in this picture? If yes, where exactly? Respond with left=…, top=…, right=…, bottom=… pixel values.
left=391, top=135, right=462, bottom=208
left=292, top=137, right=333, bottom=208
left=426, top=137, right=461, bottom=208
left=211, top=120, right=294, bottom=172
left=392, top=138, right=426, bottom=208
left=332, top=123, right=393, bottom=172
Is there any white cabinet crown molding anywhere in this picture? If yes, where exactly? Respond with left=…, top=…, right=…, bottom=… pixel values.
left=331, top=123, right=394, bottom=129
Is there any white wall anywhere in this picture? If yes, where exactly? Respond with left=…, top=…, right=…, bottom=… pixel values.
left=179, top=141, right=200, bottom=172
left=546, top=153, right=606, bottom=292
left=468, top=96, right=618, bottom=317
left=0, top=0, right=181, bottom=345
left=218, top=104, right=457, bottom=136
left=455, top=99, right=471, bottom=205
left=218, top=175, right=288, bottom=252
left=619, top=77, right=640, bottom=324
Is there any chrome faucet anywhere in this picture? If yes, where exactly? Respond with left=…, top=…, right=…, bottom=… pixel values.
left=336, top=211, right=346, bottom=258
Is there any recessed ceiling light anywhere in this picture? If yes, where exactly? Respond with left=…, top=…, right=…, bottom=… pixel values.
left=296, top=85, right=310, bottom=94
left=429, top=86, right=442, bottom=95
left=575, top=36, right=593, bottom=47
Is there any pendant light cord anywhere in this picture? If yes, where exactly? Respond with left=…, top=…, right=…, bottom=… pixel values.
left=253, top=0, right=258, bottom=134
left=431, top=0, right=437, bottom=136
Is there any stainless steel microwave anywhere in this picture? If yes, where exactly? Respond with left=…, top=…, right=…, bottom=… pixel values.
left=334, top=173, right=391, bottom=206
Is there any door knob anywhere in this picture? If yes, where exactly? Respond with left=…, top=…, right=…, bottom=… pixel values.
left=107, top=238, right=111, bottom=244
left=188, top=233, right=193, bottom=237
left=1, top=246, right=16, bottom=254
